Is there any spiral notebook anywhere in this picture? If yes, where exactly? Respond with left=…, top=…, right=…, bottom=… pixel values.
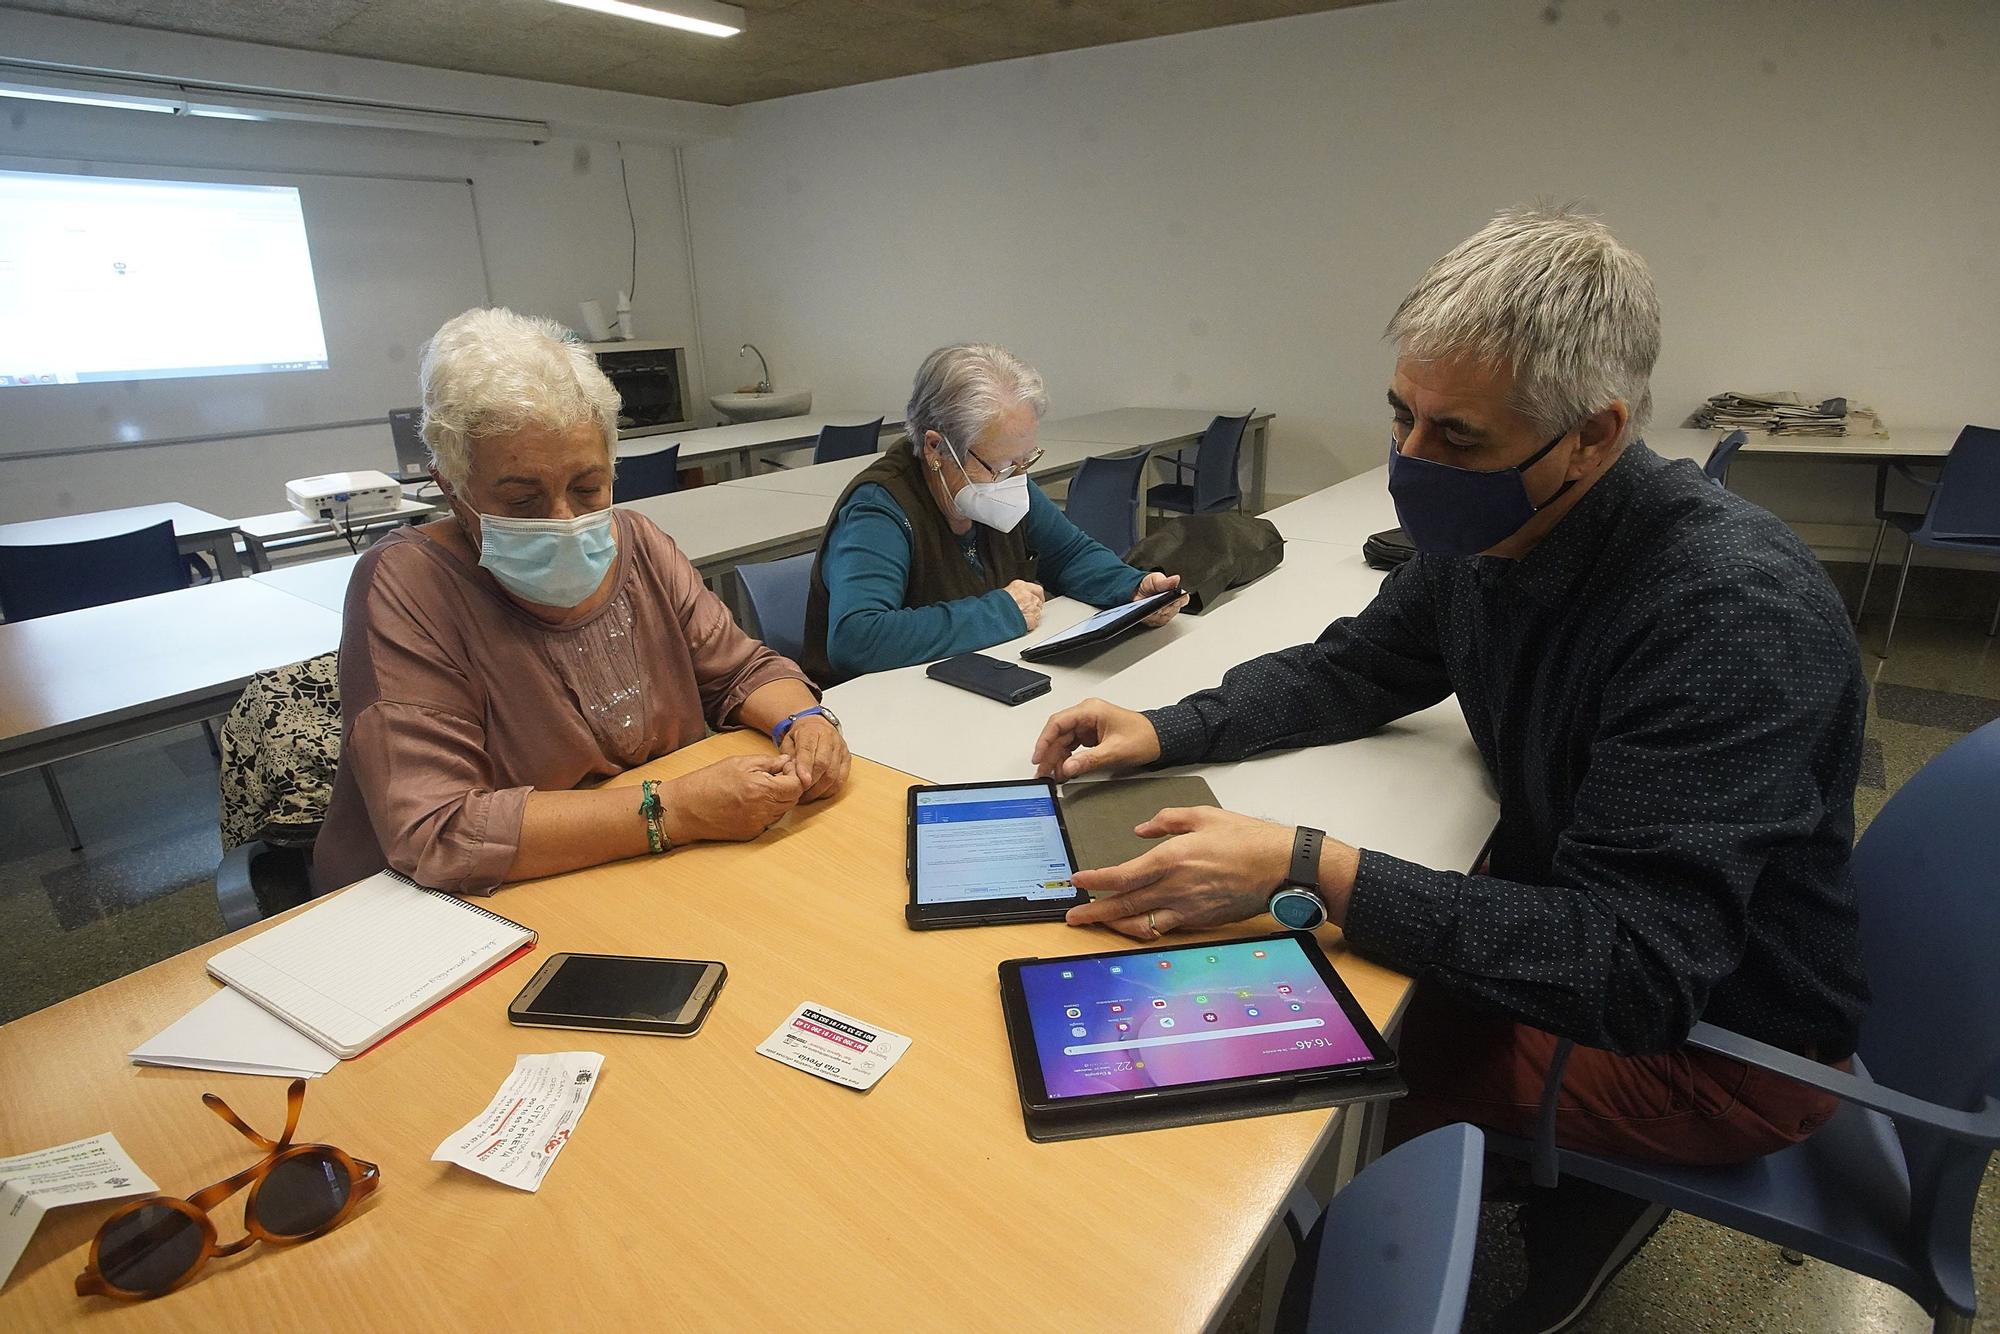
left=206, top=870, right=537, bottom=1059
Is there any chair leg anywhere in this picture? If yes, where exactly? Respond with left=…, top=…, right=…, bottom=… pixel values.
left=1931, top=1307, right=1973, bottom=1334
left=1854, top=519, right=1889, bottom=625
left=1989, top=580, right=1999, bottom=638
left=1882, top=539, right=1918, bottom=659
left=40, top=766, right=82, bottom=851
left=201, top=719, right=221, bottom=760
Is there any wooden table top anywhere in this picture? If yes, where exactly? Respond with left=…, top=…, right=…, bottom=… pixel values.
left=0, top=730, right=1411, bottom=1331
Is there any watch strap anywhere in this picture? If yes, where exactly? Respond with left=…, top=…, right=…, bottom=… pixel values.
left=1288, top=826, right=1325, bottom=889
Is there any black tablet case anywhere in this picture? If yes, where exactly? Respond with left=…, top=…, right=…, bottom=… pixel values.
left=1020, top=590, right=1177, bottom=662
left=1058, top=775, right=1221, bottom=871
left=1021, top=1066, right=1406, bottom=1143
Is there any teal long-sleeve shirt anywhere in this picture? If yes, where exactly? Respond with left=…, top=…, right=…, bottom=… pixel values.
left=820, top=480, right=1146, bottom=679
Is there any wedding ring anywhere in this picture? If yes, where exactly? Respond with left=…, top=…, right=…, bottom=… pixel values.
left=1147, top=911, right=1159, bottom=937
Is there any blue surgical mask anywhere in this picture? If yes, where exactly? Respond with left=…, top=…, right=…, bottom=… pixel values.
left=476, top=508, right=617, bottom=607
left=1385, top=427, right=1577, bottom=557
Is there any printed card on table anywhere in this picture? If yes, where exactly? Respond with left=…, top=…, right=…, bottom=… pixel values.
left=757, top=1002, right=911, bottom=1091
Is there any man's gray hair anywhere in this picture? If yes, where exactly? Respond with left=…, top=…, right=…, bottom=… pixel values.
left=904, top=343, right=1049, bottom=456
left=1386, top=205, right=1660, bottom=441
left=420, top=307, right=621, bottom=490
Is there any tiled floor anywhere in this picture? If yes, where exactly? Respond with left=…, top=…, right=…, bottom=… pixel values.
left=3, top=602, right=1996, bottom=1332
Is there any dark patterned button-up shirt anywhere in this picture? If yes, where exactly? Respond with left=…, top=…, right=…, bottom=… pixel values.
left=1147, top=442, right=1869, bottom=1058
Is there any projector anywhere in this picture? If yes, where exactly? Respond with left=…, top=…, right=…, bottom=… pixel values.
left=286, top=470, right=403, bottom=522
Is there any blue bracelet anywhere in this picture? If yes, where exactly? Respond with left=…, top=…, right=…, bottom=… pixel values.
left=771, top=705, right=836, bottom=745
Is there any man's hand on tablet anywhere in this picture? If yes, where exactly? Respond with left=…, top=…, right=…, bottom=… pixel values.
left=1031, top=698, right=1161, bottom=781
left=1064, top=807, right=1292, bottom=939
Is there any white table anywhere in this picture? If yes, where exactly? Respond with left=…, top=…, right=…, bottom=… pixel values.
left=1656, top=424, right=1964, bottom=462
left=251, top=553, right=362, bottom=613
left=619, top=485, right=835, bottom=577
left=235, top=497, right=437, bottom=572
left=1261, top=467, right=1396, bottom=546
left=0, top=501, right=243, bottom=579
left=824, top=533, right=1496, bottom=871
left=1040, top=407, right=1277, bottom=512
left=0, top=578, right=342, bottom=777
left=618, top=410, right=904, bottom=479
left=719, top=436, right=1144, bottom=501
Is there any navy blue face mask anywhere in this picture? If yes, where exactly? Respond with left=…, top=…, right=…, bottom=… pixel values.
left=1386, top=426, right=1578, bottom=557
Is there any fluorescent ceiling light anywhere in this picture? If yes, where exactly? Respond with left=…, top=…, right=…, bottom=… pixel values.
left=547, top=0, right=745, bottom=38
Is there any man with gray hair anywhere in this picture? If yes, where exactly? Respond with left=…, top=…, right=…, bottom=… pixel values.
left=1031, top=208, right=1868, bottom=1331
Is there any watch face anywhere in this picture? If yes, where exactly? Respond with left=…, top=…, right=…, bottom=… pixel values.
left=1272, top=890, right=1325, bottom=931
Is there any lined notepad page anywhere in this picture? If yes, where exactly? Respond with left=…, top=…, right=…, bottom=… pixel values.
left=207, top=872, right=534, bottom=1059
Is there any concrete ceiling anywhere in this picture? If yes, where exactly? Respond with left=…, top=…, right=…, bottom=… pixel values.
left=0, top=0, right=1390, bottom=107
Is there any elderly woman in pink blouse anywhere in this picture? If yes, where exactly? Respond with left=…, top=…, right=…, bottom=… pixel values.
left=314, top=307, right=850, bottom=894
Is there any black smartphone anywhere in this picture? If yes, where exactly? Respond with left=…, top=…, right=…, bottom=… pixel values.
left=926, top=652, right=1052, bottom=705
left=508, top=952, right=726, bottom=1036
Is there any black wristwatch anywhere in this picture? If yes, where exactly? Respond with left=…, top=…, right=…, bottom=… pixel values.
left=1268, top=826, right=1329, bottom=930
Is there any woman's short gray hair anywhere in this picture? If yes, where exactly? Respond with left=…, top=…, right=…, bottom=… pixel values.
left=1386, top=205, right=1660, bottom=441
left=419, top=307, right=621, bottom=489
left=904, top=344, right=1049, bottom=456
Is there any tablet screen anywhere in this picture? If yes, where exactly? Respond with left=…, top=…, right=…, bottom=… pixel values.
left=1027, top=589, right=1175, bottom=654
left=912, top=782, right=1077, bottom=904
left=1015, top=936, right=1379, bottom=1100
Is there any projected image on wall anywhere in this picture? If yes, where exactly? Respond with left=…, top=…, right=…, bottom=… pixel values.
left=0, top=169, right=330, bottom=387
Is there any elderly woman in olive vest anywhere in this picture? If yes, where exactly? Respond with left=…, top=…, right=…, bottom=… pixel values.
left=803, top=344, right=1184, bottom=684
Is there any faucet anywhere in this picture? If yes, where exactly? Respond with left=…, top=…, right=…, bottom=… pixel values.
left=740, top=343, right=772, bottom=394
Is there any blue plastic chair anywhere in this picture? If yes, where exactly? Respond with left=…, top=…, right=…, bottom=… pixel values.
left=0, top=519, right=186, bottom=622
left=1062, top=451, right=1151, bottom=557
left=613, top=444, right=682, bottom=503
left=1854, top=425, right=2000, bottom=656
left=0, top=520, right=191, bottom=850
left=736, top=552, right=815, bottom=663
left=1148, top=411, right=1251, bottom=517
left=1275, top=1123, right=1484, bottom=1334
left=1703, top=429, right=1749, bottom=485
left=813, top=418, right=884, bottom=465
left=1491, top=718, right=2000, bottom=1333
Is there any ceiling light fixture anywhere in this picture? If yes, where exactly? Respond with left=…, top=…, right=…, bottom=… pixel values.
left=0, top=62, right=553, bottom=142
left=546, top=0, right=745, bottom=39
left=0, top=69, right=184, bottom=114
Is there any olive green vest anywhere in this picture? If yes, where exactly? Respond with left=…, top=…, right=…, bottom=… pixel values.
left=802, top=440, right=1034, bottom=685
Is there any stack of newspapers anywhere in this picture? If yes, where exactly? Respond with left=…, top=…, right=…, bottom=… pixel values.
left=1685, top=391, right=1887, bottom=437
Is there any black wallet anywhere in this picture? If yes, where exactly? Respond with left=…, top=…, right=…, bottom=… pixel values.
left=925, top=652, right=1051, bottom=705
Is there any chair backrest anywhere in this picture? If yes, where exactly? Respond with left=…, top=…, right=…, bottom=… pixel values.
left=737, top=552, right=816, bottom=663
left=613, top=444, right=682, bottom=504
left=219, top=652, right=342, bottom=850
left=1850, top=718, right=2000, bottom=1255
left=0, top=520, right=186, bottom=622
left=1703, top=429, right=1749, bottom=484
left=387, top=407, right=428, bottom=478
left=1918, top=425, right=2000, bottom=540
left=1064, top=452, right=1151, bottom=556
left=1278, top=1122, right=1483, bottom=1334
left=814, top=418, right=884, bottom=465
left=1193, top=412, right=1252, bottom=511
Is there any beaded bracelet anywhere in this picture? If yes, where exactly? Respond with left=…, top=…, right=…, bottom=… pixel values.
left=638, top=779, right=667, bottom=854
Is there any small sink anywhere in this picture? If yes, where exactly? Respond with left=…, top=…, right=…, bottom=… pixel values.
left=711, top=389, right=812, bottom=423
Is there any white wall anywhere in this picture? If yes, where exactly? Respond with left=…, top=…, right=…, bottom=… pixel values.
left=683, top=0, right=2000, bottom=559
left=0, top=10, right=728, bottom=523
